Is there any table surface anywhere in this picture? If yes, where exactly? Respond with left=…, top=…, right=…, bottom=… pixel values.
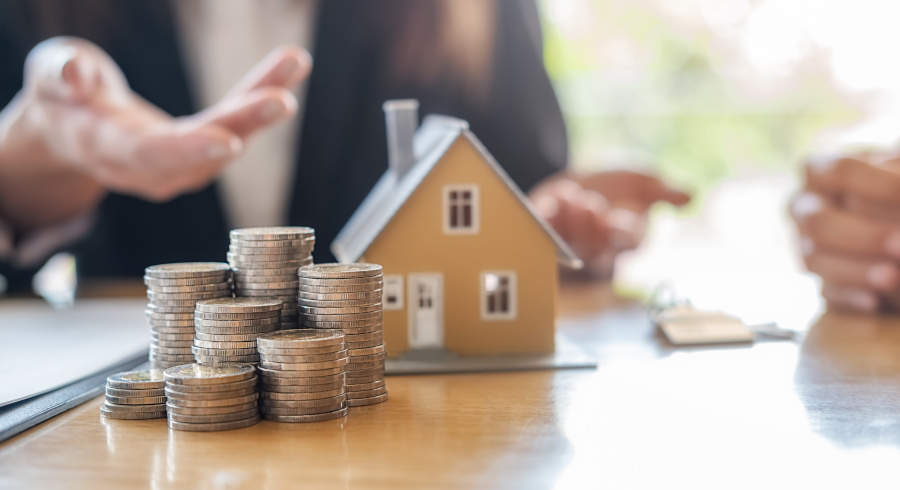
left=2, top=280, right=899, bottom=489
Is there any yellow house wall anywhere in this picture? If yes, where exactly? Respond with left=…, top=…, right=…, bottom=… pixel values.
left=362, top=136, right=559, bottom=357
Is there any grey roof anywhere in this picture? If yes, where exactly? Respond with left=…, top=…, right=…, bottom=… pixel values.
left=331, top=115, right=582, bottom=269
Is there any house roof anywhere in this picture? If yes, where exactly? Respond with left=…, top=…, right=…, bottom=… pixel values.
left=331, top=115, right=583, bottom=270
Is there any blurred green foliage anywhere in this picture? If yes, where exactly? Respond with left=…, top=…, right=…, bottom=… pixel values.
left=538, top=0, right=862, bottom=201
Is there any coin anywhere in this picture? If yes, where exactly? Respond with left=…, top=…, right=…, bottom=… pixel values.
left=195, top=332, right=262, bottom=342
left=165, top=386, right=257, bottom=400
left=299, top=302, right=382, bottom=312
left=146, top=310, right=195, bottom=321
left=146, top=304, right=197, bottom=314
left=193, top=354, right=260, bottom=363
left=345, top=379, right=386, bottom=392
left=229, top=245, right=314, bottom=255
left=194, top=317, right=279, bottom=327
left=343, top=374, right=384, bottom=385
left=230, top=238, right=313, bottom=248
left=148, top=290, right=230, bottom=301
left=230, top=226, right=315, bottom=241
left=345, top=368, right=386, bottom=380
left=260, top=393, right=345, bottom=407
left=149, top=353, right=196, bottom=362
left=102, top=402, right=168, bottom=413
left=257, top=371, right=345, bottom=386
left=150, top=333, right=195, bottom=342
left=146, top=282, right=233, bottom=294
left=166, top=392, right=258, bottom=408
left=191, top=346, right=258, bottom=357
left=145, top=262, right=231, bottom=279
left=257, top=329, right=344, bottom=348
left=154, top=340, right=195, bottom=349
left=260, top=389, right=345, bottom=402
left=298, top=263, right=382, bottom=279
left=194, top=311, right=281, bottom=321
left=145, top=275, right=230, bottom=287
left=345, top=386, right=387, bottom=399
left=261, top=405, right=349, bottom=422
left=257, top=343, right=345, bottom=356
left=300, top=319, right=382, bottom=329
left=237, top=289, right=297, bottom=297
left=193, top=339, right=258, bottom=349
left=346, top=392, right=389, bottom=407
left=106, top=394, right=168, bottom=405
left=101, top=407, right=167, bottom=420
left=233, top=280, right=300, bottom=290
left=345, top=351, right=387, bottom=364
left=105, top=386, right=167, bottom=398
left=299, top=277, right=383, bottom=287
left=343, top=332, right=382, bottom=343
left=164, top=363, right=256, bottom=385
left=228, top=257, right=311, bottom=269
left=260, top=357, right=349, bottom=371
left=347, top=344, right=386, bottom=357
left=196, top=298, right=283, bottom=313
left=256, top=365, right=346, bottom=378
left=168, top=415, right=259, bottom=432
left=165, top=401, right=257, bottom=416
left=167, top=408, right=259, bottom=424
left=148, top=320, right=195, bottom=328
left=258, top=353, right=348, bottom=364
left=260, top=380, right=345, bottom=393
left=162, top=376, right=257, bottom=393
left=107, top=370, right=166, bottom=390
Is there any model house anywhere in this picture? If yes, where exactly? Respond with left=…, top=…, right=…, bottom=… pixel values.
left=332, top=100, right=581, bottom=357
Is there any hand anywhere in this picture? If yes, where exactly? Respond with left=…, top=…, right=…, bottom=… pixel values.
left=0, top=37, right=311, bottom=230
left=529, top=170, right=689, bottom=276
left=792, top=153, right=900, bottom=312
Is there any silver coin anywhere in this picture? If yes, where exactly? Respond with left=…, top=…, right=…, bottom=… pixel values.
left=194, top=316, right=280, bottom=327
left=164, top=363, right=256, bottom=385
left=258, top=349, right=347, bottom=363
left=106, top=370, right=167, bottom=390
left=230, top=226, right=315, bottom=241
left=258, top=372, right=345, bottom=386
left=145, top=262, right=231, bottom=279
left=194, top=327, right=278, bottom=338
left=257, top=343, right=345, bottom=356
left=344, top=350, right=387, bottom=363
left=298, top=277, right=383, bottom=287
left=345, top=366, right=386, bottom=378
left=146, top=310, right=195, bottom=321
left=344, top=373, right=385, bottom=385
left=165, top=392, right=258, bottom=408
left=339, top=325, right=384, bottom=336
left=146, top=282, right=233, bottom=294
left=302, top=311, right=382, bottom=322
left=261, top=401, right=346, bottom=416
left=147, top=290, right=231, bottom=301
left=342, top=332, right=382, bottom=343
left=167, top=407, right=259, bottom=424
left=260, top=358, right=349, bottom=372
left=256, top=365, right=346, bottom=377
left=298, top=290, right=382, bottom=301
left=300, top=318, right=382, bottom=329
left=191, top=346, right=258, bottom=356
left=145, top=304, right=197, bottom=314
left=165, top=400, right=257, bottom=416
left=298, top=299, right=381, bottom=310
left=260, top=380, right=345, bottom=393
left=153, top=340, right=195, bottom=348
left=194, top=311, right=282, bottom=321
left=345, top=386, right=387, bottom=399
left=165, top=385, right=257, bottom=400
left=149, top=353, right=196, bottom=362
left=229, top=244, right=313, bottom=255
left=347, top=344, right=386, bottom=357
left=236, top=289, right=297, bottom=297
left=233, top=267, right=308, bottom=277
left=299, top=283, right=383, bottom=294
left=106, top=386, right=167, bottom=398
left=148, top=319, right=195, bottom=328
left=228, top=257, right=312, bottom=269
left=195, top=332, right=263, bottom=342
left=233, top=280, right=300, bottom=290
left=261, top=405, right=349, bottom=421
left=346, top=339, right=385, bottom=351
left=163, top=376, right=257, bottom=393
left=346, top=392, right=388, bottom=407
left=101, top=407, right=167, bottom=420
left=102, top=401, right=168, bottom=413
left=150, top=344, right=194, bottom=353
left=257, top=329, right=344, bottom=348
left=230, top=238, right=314, bottom=248
left=167, top=415, right=259, bottom=432
left=151, top=332, right=195, bottom=341
left=193, top=354, right=260, bottom=363
left=106, top=394, right=167, bottom=405
left=196, top=298, right=283, bottom=313
left=298, top=263, right=382, bottom=279
left=227, top=251, right=311, bottom=262
left=345, top=379, right=386, bottom=392
left=260, top=389, right=344, bottom=402
left=145, top=275, right=231, bottom=287
left=193, top=339, right=258, bottom=349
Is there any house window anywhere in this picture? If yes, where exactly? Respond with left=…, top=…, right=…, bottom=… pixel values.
left=443, top=185, right=479, bottom=234
left=383, top=274, right=403, bottom=310
left=481, top=271, right=517, bottom=320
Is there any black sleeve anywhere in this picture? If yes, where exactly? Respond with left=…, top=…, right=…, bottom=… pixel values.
left=468, top=0, right=569, bottom=192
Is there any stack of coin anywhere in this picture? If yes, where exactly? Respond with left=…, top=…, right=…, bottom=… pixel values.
left=228, top=227, right=315, bottom=329
left=256, top=329, right=350, bottom=422
left=145, top=263, right=233, bottom=369
left=100, top=370, right=168, bottom=420
left=193, top=298, right=283, bottom=365
left=298, top=264, right=388, bottom=407
left=164, top=363, right=260, bottom=432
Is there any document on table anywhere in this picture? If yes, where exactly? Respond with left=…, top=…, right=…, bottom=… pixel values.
left=0, top=298, right=148, bottom=407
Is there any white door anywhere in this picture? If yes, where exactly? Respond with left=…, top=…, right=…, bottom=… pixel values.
left=408, top=274, right=443, bottom=349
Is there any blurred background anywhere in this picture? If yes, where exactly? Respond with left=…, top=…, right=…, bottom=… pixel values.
left=538, top=0, right=900, bottom=326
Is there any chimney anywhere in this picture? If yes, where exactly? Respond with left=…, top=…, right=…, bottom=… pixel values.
left=383, top=99, right=419, bottom=177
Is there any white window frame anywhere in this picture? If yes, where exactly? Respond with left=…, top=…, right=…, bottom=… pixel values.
left=383, top=274, right=404, bottom=310
left=443, top=184, right=480, bottom=235
left=480, top=271, right=517, bottom=321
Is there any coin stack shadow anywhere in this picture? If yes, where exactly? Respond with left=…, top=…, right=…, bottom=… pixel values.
left=228, top=227, right=315, bottom=330
left=145, top=263, right=233, bottom=370
left=256, top=329, right=350, bottom=422
left=164, top=363, right=260, bottom=432
left=100, top=370, right=167, bottom=420
left=192, top=298, right=284, bottom=365
left=298, top=264, right=388, bottom=407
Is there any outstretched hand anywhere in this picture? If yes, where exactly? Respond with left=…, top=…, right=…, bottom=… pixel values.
left=529, top=170, right=689, bottom=276
left=0, top=37, right=311, bottom=230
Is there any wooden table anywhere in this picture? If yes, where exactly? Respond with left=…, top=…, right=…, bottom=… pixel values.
left=2, top=280, right=900, bottom=489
